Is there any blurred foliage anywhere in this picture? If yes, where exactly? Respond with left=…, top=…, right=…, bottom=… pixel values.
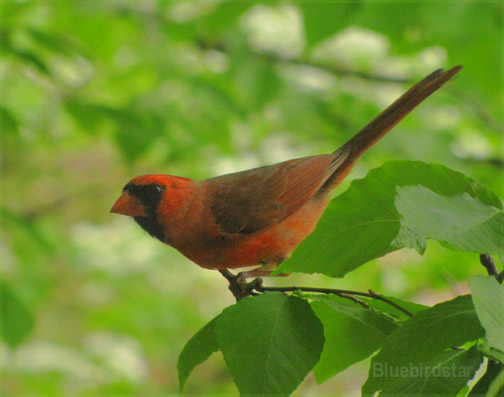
left=1, top=1, right=502, bottom=394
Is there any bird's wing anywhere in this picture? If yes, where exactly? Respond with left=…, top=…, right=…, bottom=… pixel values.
left=203, top=151, right=348, bottom=235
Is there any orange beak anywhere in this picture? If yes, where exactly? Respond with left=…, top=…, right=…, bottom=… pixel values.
left=110, top=192, right=146, bottom=217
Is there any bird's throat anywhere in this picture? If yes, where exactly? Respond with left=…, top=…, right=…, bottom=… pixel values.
left=134, top=216, right=167, bottom=243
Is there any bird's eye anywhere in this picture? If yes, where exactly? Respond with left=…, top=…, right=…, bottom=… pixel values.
left=154, top=186, right=162, bottom=193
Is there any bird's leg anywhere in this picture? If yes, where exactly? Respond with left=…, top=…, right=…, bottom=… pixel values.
left=218, top=269, right=237, bottom=282
left=218, top=269, right=263, bottom=301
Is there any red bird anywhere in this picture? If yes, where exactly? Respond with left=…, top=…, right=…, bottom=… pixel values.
left=111, top=67, right=461, bottom=277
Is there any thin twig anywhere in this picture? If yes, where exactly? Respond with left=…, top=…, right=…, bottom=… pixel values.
left=255, top=285, right=413, bottom=317
left=498, top=270, right=504, bottom=285
left=480, top=254, right=499, bottom=277
left=218, top=269, right=414, bottom=316
left=368, top=289, right=413, bottom=317
left=339, top=293, right=370, bottom=310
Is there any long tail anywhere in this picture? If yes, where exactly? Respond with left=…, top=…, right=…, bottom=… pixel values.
left=325, top=66, right=462, bottom=189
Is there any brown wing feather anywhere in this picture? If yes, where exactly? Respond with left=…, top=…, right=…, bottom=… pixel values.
left=203, top=151, right=348, bottom=235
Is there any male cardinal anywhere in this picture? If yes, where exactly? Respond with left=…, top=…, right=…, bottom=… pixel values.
left=111, top=66, right=461, bottom=277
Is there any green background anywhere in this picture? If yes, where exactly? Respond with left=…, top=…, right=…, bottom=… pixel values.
left=1, top=1, right=501, bottom=394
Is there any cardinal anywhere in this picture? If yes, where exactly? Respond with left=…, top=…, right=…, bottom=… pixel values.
left=111, top=66, right=461, bottom=277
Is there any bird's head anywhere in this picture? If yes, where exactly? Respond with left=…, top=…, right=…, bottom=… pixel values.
left=110, top=174, right=195, bottom=242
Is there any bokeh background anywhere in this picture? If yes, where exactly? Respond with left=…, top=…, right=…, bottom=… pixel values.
left=1, top=1, right=502, bottom=394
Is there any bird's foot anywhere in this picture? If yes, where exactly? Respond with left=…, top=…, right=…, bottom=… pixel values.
left=218, top=269, right=263, bottom=301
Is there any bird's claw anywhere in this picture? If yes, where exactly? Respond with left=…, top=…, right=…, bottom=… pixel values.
left=218, top=270, right=263, bottom=301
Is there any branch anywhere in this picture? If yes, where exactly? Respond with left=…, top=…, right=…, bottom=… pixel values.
left=218, top=270, right=413, bottom=317
left=479, top=254, right=504, bottom=284
left=480, top=254, right=499, bottom=277
left=256, top=283, right=413, bottom=317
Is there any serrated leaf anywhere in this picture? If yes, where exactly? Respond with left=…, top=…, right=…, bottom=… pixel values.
left=363, top=295, right=485, bottom=395
left=381, top=346, right=483, bottom=396
left=469, top=276, right=504, bottom=352
left=394, top=186, right=503, bottom=254
left=214, top=292, right=324, bottom=395
left=277, top=161, right=504, bottom=278
left=310, top=295, right=397, bottom=383
left=177, top=317, right=219, bottom=391
left=0, top=280, right=34, bottom=347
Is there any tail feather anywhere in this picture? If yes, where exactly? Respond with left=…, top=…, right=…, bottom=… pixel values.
left=324, top=66, right=462, bottom=190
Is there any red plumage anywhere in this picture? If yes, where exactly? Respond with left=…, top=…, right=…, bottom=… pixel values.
left=111, top=67, right=462, bottom=276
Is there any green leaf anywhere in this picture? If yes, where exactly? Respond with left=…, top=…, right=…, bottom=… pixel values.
left=365, top=296, right=428, bottom=321
left=277, top=161, right=504, bottom=278
left=487, top=366, right=504, bottom=397
left=469, top=362, right=503, bottom=396
left=478, top=345, right=504, bottom=363
left=0, top=280, right=34, bottom=347
left=214, top=292, right=324, bottom=395
left=177, top=317, right=219, bottom=391
left=310, top=295, right=397, bottom=383
left=394, top=185, right=503, bottom=254
left=363, top=295, right=485, bottom=395
left=469, top=276, right=504, bottom=353
left=380, top=346, right=483, bottom=396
